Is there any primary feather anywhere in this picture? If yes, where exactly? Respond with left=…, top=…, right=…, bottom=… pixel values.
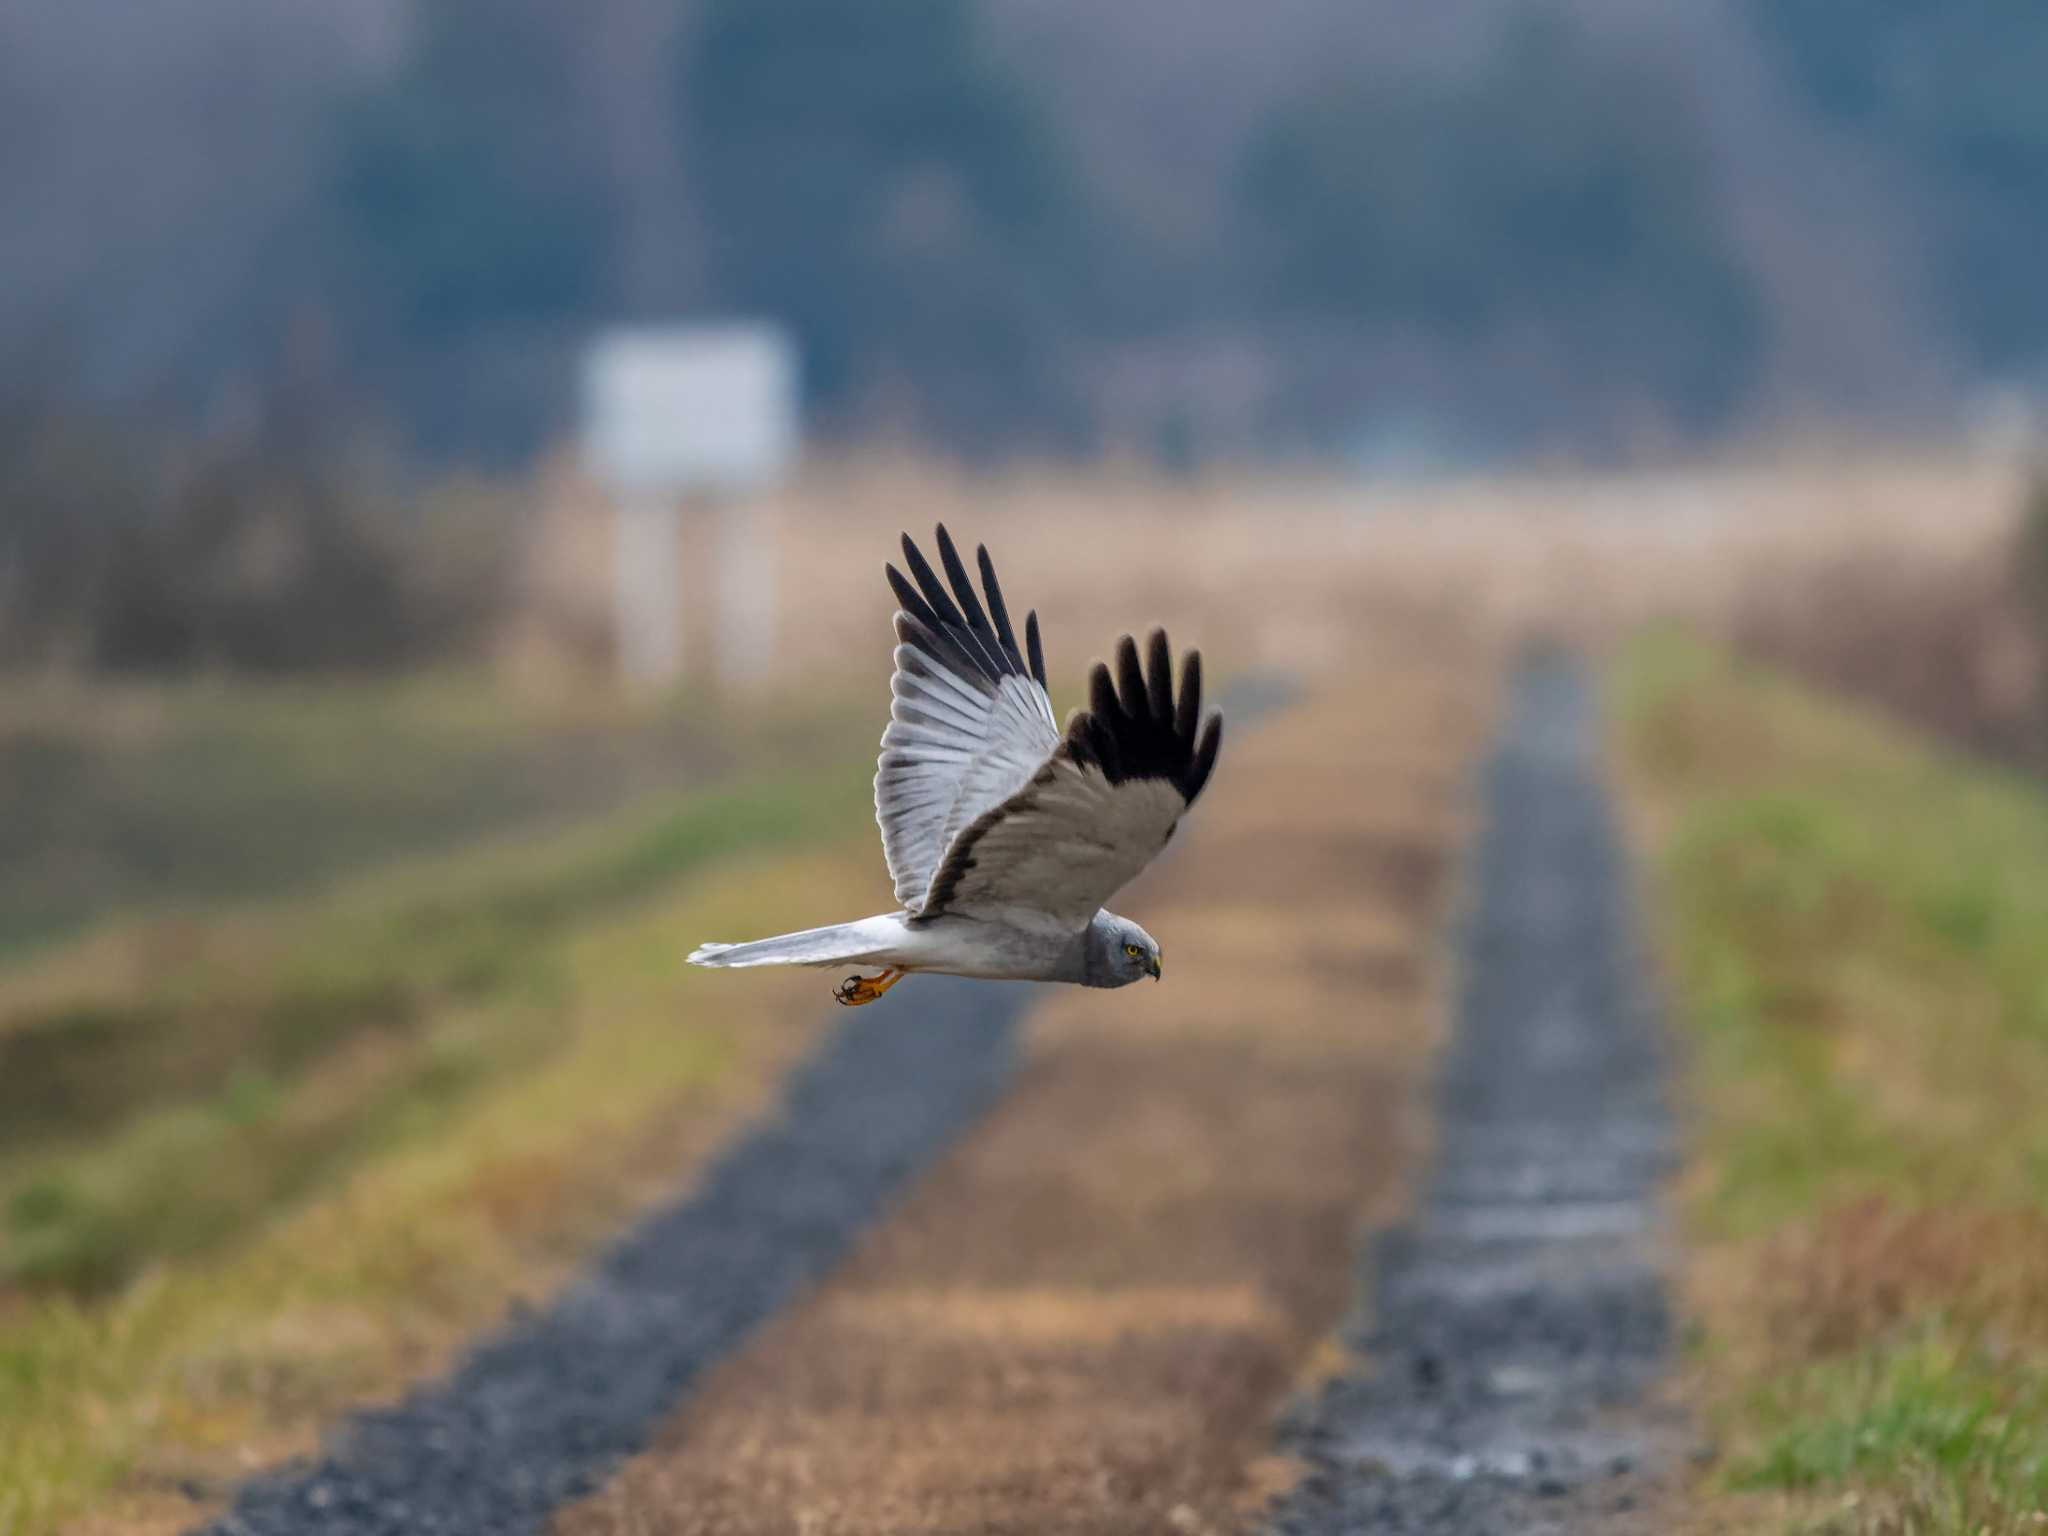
left=875, top=525, right=1060, bottom=909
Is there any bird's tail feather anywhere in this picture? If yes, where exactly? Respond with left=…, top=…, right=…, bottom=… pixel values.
left=689, top=916, right=902, bottom=970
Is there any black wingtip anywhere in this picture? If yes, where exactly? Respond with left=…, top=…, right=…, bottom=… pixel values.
left=888, top=527, right=1039, bottom=686
left=1145, top=630, right=1174, bottom=724
left=885, top=561, right=928, bottom=625
left=1114, top=635, right=1147, bottom=720
left=1063, top=634, right=1221, bottom=805
left=934, top=524, right=990, bottom=632
left=1175, top=648, right=1203, bottom=742
left=1066, top=693, right=1124, bottom=780
left=977, top=545, right=1018, bottom=654
left=1025, top=611, right=1046, bottom=689
left=1089, top=659, right=1120, bottom=722
left=898, top=531, right=966, bottom=630
left=1187, top=713, right=1223, bottom=802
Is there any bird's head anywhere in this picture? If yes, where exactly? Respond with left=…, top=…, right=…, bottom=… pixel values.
left=1088, top=912, right=1162, bottom=987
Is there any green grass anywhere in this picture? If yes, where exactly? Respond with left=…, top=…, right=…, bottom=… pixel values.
left=1621, top=632, right=2048, bottom=1534
left=0, top=673, right=892, bottom=1532
left=1737, top=1331, right=2048, bottom=1519
left=0, top=731, right=890, bottom=1536
left=0, top=756, right=875, bottom=1296
left=0, top=674, right=861, bottom=958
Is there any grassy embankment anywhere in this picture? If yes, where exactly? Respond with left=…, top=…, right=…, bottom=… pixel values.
left=0, top=675, right=819, bottom=959
left=1622, top=635, right=2048, bottom=1534
left=0, top=684, right=882, bottom=1536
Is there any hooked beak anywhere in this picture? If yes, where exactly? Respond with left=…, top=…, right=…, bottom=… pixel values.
left=1146, top=954, right=1162, bottom=981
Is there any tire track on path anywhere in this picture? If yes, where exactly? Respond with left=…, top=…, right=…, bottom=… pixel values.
left=202, top=976, right=1027, bottom=1536
left=1265, top=656, right=1686, bottom=1534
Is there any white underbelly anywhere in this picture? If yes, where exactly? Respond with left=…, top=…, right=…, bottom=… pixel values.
left=891, top=913, right=1077, bottom=981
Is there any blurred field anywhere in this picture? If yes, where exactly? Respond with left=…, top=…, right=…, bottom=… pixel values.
left=558, top=622, right=1489, bottom=1536
left=0, top=797, right=894, bottom=1536
left=0, top=676, right=874, bottom=960
left=2, top=451, right=2041, bottom=1536
left=15, top=5, right=2048, bottom=1532
left=1623, top=636, right=2048, bottom=1534
left=529, top=446, right=2022, bottom=700
left=0, top=751, right=884, bottom=1288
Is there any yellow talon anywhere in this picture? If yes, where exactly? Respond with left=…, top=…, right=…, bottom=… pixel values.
left=834, top=969, right=906, bottom=1007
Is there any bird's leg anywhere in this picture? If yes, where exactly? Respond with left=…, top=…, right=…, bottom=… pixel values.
left=834, top=968, right=906, bottom=1007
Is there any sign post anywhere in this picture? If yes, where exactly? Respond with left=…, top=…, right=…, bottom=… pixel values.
left=580, top=324, right=799, bottom=688
left=612, top=491, right=683, bottom=684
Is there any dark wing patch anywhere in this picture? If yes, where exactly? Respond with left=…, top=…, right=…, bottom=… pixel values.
left=886, top=524, right=1045, bottom=690
left=913, top=627, right=1224, bottom=923
left=915, top=761, right=1056, bottom=919
left=1062, top=629, right=1223, bottom=805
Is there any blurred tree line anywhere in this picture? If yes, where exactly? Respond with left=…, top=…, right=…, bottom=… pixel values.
left=6, top=0, right=2048, bottom=670
left=1750, top=0, right=2048, bottom=383
left=0, top=0, right=1786, bottom=469
left=10, top=0, right=2048, bottom=469
left=1238, top=13, right=1760, bottom=448
left=320, top=0, right=1766, bottom=458
left=0, top=378, right=511, bottom=672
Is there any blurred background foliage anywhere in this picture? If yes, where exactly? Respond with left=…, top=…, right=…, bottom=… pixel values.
left=1239, top=12, right=1761, bottom=447
left=1753, top=0, right=2048, bottom=376
left=8, top=0, right=2048, bottom=467
left=11, top=11, right=2048, bottom=1525
left=688, top=0, right=1102, bottom=450
left=7, top=0, right=2048, bottom=677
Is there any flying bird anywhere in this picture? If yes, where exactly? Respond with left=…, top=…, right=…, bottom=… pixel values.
left=689, top=524, right=1223, bottom=1005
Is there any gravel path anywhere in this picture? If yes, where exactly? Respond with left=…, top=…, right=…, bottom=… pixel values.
left=201, top=678, right=1299, bottom=1536
left=203, top=975, right=1028, bottom=1536
left=191, top=659, right=1671, bottom=1536
left=1264, top=657, right=1684, bottom=1534
left=551, top=666, right=1472, bottom=1535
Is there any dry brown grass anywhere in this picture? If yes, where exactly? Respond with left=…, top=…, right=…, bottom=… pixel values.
left=515, top=446, right=2024, bottom=707
left=1744, top=1199, right=2048, bottom=1367
left=1729, top=540, right=2041, bottom=760
left=1713, top=458, right=2048, bottom=763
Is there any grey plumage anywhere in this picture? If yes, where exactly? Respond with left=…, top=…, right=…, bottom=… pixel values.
left=690, top=524, right=1222, bottom=999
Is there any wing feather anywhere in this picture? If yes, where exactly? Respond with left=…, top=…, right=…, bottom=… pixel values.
left=873, top=527, right=1060, bottom=908
left=875, top=528, right=1224, bottom=926
left=916, top=628, right=1225, bottom=928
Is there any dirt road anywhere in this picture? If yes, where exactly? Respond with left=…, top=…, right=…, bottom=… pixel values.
left=199, top=630, right=1516, bottom=1536
left=1264, top=658, right=1685, bottom=1534
left=554, top=659, right=1485, bottom=1535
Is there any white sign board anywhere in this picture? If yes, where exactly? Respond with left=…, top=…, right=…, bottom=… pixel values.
left=578, top=324, right=798, bottom=688
left=581, top=324, right=799, bottom=495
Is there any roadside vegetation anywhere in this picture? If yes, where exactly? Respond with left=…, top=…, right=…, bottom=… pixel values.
left=0, top=700, right=880, bottom=1536
left=0, top=675, right=863, bottom=958
left=1621, top=634, right=2048, bottom=1534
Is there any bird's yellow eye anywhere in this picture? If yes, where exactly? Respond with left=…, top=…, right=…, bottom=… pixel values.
left=1124, top=943, right=1143, bottom=958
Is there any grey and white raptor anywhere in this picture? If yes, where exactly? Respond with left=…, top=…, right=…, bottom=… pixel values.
left=689, top=524, right=1224, bottom=1005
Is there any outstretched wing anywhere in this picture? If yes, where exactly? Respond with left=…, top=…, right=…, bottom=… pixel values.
left=875, top=525, right=1062, bottom=910
left=915, top=630, right=1223, bottom=932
